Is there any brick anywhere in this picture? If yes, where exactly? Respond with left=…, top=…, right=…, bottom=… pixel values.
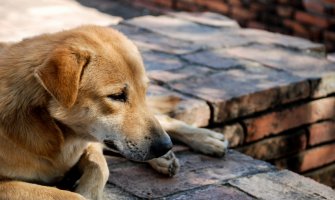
left=303, top=0, right=330, bottom=15
left=229, top=170, right=335, bottom=199
left=148, top=65, right=213, bottom=83
left=228, top=0, right=242, bottom=6
left=152, top=0, right=173, bottom=7
left=212, top=123, right=244, bottom=147
left=108, top=150, right=273, bottom=198
left=103, top=184, right=137, bottom=200
left=167, top=58, right=309, bottom=122
left=247, top=21, right=266, bottom=29
left=308, top=121, right=335, bottom=146
left=324, top=30, right=335, bottom=42
left=238, top=129, right=307, bottom=160
left=295, top=11, right=330, bottom=28
left=176, top=1, right=203, bottom=11
left=305, top=162, right=335, bottom=188
left=283, top=19, right=310, bottom=38
left=182, top=51, right=247, bottom=69
left=276, top=6, right=294, bottom=17
left=113, top=24, right=201, bottom=54
left=124, top=15, right=224, bottom=42
left=224, top=44, right=333, bottom=79
left=236, top=29, right=324, bottom=52
left=166, top=185, right=254, bottom=200
left=202, top=0, right=229, bottom=14
left=231, top=7, right=256, bottom=21
left=275, top=143, right=335, bottom=172
left=168, top=11, right=240, bottom=28
left=244, top=97, right=335, bottom=142
left=141, top=50, right=184, bottom=71
left=147, top=84, right=211, bottom=127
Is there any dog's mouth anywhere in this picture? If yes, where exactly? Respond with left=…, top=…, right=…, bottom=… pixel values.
left=103, top=140, right=124, bottom=158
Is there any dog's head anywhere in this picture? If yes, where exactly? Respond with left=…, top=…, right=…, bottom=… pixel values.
left=34, top=26, right=172, bottom=161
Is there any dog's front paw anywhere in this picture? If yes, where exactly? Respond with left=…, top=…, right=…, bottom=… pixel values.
left=148, top=150, right=180, bottom=177
left=188, top=128, right=229, bottom=157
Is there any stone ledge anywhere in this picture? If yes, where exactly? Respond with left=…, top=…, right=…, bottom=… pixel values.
left=104, top=148, right=335, bottom=199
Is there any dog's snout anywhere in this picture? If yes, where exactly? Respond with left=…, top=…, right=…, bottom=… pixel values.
left=150, top=134, right=173, bottom=158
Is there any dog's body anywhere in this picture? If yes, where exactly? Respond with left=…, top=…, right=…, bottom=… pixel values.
left=0, top=26, right=227, bottom=200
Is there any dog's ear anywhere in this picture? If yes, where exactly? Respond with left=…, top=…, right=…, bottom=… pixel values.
left=35, top=47, right=90, bottom=108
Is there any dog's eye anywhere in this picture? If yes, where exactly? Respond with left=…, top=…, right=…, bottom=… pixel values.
left=108, top=92, right=127, bottom=102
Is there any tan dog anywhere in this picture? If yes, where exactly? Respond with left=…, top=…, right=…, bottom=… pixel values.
left=0, top=26, right=227, bottom=200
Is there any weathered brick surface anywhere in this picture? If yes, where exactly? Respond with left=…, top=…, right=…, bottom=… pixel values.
left=125, top=15, right=222, bottom=41
left=236, top=29, right=324, bottom=52
left=244, top=97, right=335, bottom=142
left=238, top=129, right=307, bottom=160
left=275, top=143, right=335, bottom=172
left=112, top=24, right=201, bottom=55
left=147, top=84, right=210, bottom=127
left=168, top=11, right=240, bottom=28
left=165, top=185, right=254, bottom=200
left=308, top=121, right=335, bottom=146
left=224, top=44, right=335, bottom=79
left=125, top=15, right=252, bottom=48
left=167, top=59, right=309, bottom=122
left=295, top=11, right=330, bottom=28
left=305, top=162, right=335, bottom=188
left=224, top=44, right=335, bottom=97
left=141, top=50, right=185, bottom=71
left=229, top=170, right=335, bottom=199
left=107, top=150, right=274, bottom=198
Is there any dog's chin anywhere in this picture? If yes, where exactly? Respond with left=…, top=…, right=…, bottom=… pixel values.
left=104, top=139, right=153, bottom=162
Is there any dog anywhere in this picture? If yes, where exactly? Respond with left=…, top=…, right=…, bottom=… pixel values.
left=0, top=25, right=227, bottom=200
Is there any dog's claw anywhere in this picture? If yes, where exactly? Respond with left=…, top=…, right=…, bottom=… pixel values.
left=147, top=151, right=180, bottom=177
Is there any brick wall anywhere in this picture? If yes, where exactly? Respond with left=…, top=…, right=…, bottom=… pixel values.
left=130, top=0, right=335, bottom=52
left=121, top=10, right=335, bottom=188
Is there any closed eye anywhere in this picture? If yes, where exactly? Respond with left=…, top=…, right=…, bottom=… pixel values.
left=108, top=91, right=127, bottom=102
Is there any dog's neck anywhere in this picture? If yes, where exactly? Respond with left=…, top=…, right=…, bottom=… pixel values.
left=0, top=55, right=65, bottom=159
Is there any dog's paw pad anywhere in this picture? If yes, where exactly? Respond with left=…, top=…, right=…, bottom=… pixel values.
left=148, top=151, right=180, bottom=177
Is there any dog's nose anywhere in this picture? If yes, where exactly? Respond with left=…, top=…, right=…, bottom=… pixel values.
left=150, top=134, right=173, bottom=158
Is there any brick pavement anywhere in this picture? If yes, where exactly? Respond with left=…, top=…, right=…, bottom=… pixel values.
left=1, top=0, right=335, bottom=198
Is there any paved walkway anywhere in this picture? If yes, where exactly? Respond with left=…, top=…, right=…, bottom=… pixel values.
left=1, top=0, right=335, bottom=199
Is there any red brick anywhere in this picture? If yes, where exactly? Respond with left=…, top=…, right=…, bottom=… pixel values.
left=295, top=11, right=330, bottom=28
left=324, top=30, right=335, bottom=42
left=247, top=21, right=266, bottom=29
left=228, top=0, right=242, bottom=6
left=283, top=19, right=310, bottom=38
left=250, top=3, right=266, bottom=12
left=244, top=97, right=335, bottom=142
left=176, top=1, right=204, bottom=11
left=231, top=7, right=256, bottom=21
left=238, top=130, right=307, bottom=160
left=308, top=121, right=335, bottom=146
left=305, top=162, right=335, bottom=188
left=153, top=0, right=173, bottom=7
left=276, top=6, right=294, bottom=17
left=303, top=0, right=327, bottom=14
left=275, top=143, right=335, bottom=172
left=202, top=0, right=230, bottom=14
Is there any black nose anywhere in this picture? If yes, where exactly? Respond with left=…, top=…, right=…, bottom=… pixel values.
left=150, top=135, right=173, bottom=158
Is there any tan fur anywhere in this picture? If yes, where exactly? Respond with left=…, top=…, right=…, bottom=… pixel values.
left=0, top=25, right=227, bottom=200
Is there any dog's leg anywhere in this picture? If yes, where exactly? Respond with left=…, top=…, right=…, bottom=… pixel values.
left=147, top=150, right=180, bottom=177
left=0, top=181, right=85, bottom=200
left=75, top=142, right=109, bottom=200
left=156, top=115, right=228, bottom=157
